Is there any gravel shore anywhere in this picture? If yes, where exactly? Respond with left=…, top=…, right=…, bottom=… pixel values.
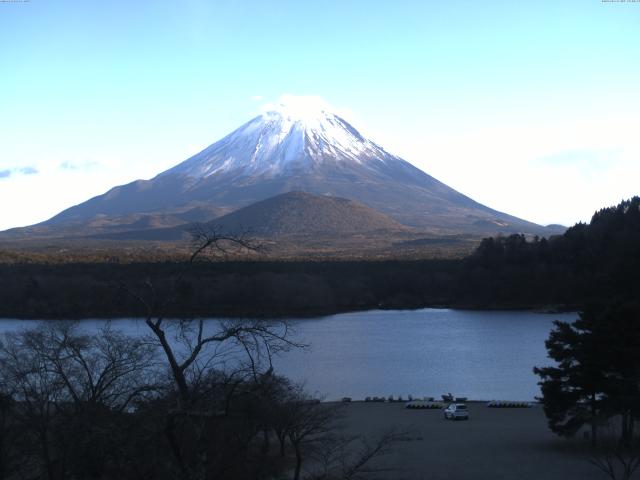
left=336, top=401, right=604, bottom=480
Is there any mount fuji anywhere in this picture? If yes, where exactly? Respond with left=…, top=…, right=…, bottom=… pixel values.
left=10, top=97, right=559, bottom=240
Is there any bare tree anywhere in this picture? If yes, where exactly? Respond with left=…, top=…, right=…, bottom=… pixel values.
left=278, top=388, right=343, bottom=480
left=310, top=429, right=406, bottom=480
left=0, top=383, right=27, bottom=480
left=589, top=422, right=640, bottom=480
left=269, top=383, right=405, bottom=480
left=0, top=327, right=69, bottom=480
left=120, top=225, right=303, bottom=480
left=24, top=322, right=158, bottom=412
left=0, top=322, right=157, bottom=480
left=122, top=225, right=297, bottom=407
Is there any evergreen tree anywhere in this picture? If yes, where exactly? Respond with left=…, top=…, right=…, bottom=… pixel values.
left=534, top=310, right=608, bottom=445
left=535, top=303, right=640, bottom=445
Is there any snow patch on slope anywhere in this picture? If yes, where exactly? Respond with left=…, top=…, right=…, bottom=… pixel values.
left=163, top=96, right=393, bottom=179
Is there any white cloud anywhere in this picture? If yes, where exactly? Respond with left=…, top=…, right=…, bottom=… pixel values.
left=0, top=165, right=39, bottom=180
left=0, top=154, right=159, bottom=231
left=59, top=160, right=102, bottom=171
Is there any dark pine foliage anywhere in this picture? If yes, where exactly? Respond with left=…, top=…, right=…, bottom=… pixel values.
left=534, top=302, right=640, bottom=445
left=463, top=196, right=640, bottom=308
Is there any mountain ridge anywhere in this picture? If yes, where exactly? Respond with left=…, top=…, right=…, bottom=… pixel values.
left=7, top=98, right=564, bottom=239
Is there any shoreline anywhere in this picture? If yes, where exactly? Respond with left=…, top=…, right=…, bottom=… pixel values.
left=328, top=398, right=541, bottom=405
left=0, top=303, right=578, bottom=321
left=334, top=401, right=600, bottom=480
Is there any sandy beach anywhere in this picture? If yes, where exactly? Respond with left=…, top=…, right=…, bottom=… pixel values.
left=336, top=401, right=604, bottom=480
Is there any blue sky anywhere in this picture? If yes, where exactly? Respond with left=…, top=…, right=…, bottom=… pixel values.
left=1, top=0, right=639, bottom=230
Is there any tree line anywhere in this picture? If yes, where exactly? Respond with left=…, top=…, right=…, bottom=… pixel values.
left=466, top=196, right=640, bottom=308
left=529, top=198, right=640, bottom=479
left=3, top=197, right=639, bottom=318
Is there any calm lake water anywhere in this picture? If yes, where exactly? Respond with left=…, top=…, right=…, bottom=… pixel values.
left=0, top=309, right=576, bottom=401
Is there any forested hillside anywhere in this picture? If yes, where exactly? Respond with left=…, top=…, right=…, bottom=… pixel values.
left=0, top=197, right=637, bottom=318
left=462, top=196, right=640, bottom=308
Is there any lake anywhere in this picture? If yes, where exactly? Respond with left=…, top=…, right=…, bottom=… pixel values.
left=0, top=309, right=576, bottom=401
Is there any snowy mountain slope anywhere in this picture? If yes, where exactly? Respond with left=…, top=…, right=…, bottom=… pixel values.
left=37, top=98, right=555, bottom=236
left=162, top=102, right=395, bottom=178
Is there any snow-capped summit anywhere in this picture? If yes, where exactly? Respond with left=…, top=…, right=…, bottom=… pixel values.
left=164, top=96, right=389, bottom=179
left=40, top=96, right=551, bottom=235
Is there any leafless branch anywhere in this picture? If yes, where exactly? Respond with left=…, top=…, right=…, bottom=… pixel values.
left=588, top=422, right=640, bottom=480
